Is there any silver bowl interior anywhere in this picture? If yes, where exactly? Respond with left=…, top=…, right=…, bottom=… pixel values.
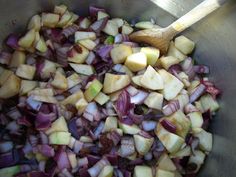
left=0, top=0, right=236, bottom=176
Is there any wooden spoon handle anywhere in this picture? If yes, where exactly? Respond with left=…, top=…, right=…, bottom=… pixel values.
left=169, top=0, right=226, bottom=33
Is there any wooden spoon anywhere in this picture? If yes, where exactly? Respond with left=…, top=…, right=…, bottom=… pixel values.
left=129, top=0, right=226, bottom=54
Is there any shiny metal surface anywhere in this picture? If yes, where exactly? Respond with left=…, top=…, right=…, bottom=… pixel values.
left=0, top=0, right=236, bottom=176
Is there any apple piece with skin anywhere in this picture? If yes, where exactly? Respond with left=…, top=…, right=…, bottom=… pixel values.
left=125, top=52, right=147, bottom=72
left=103, top=73, right=131, bottom=94
left=75, top=98, right=88, bottom=114
left=155, top=169, right=175, bottom=177
left=111, top=18, right=124, bottom=28
left=18, top=29, right=36, bottom=48
left=155, top=124, right=184, bottom=153
left=49, top=132, right=71, bottom=145
left=94, top=92, right=110, bottom=105
left=28, top=14, right=41, bottom=31
left=79, top=136, right=93, bottom=143
left=141, top=47, right=160, bottom=66
left=75, top=31, right=96, bottom=42
left=160, top=56, right=180, bottom=70
left=167, top=42, right=187, bottom=62
left=41, top=13, right=60, bottom=28
left=68, top=45, right=89, bottom=64
left=193, top=128, right=213, bottom=152
left=132, top=75, right=143, bottom=87
left=98, top=165, right=114, bottom=177
left=16, top=64, right=36, bottom=80
left=9, top=50, right=26, bottom=68
left=157, top=153, right=176, bottom=171
left=41, top=60, right=57, bottom=79
left=51, top=71, right=68, bottom=90
left=111, top=44, right=133, bottom=64
left=69, top=63, right=94, bottom=76
left=200, top=94, right=220, bottom=112
left=84, top=79, right=103, bottom=102
left=166, top=110, right=191, bottom=138
left=67, top=73, right=81, bottom=89
left=187, top=112, right=203, bottom=128
left=103, top=117, right=118, bottom=132
left=61, top=90, right=84, bottom=106
left=134, top=166, right=153, bottom=177
left=170, top=145, right=191, bottom=158
left=118, top=122, right=141, bottom=135
left=144, top=92, right=163, bottom=110
left=56, top=10, right=72, bottom=28
left=158, top=69, right=184, bottom=100
left=174, top=35, right=195, bottom=55
left=65, top=13, right=79, bottom=27
left=79, top=17, right=91, bottom=29
left=0, top=165, right=20, bottom=177
left=54, top=4, right=68, bottom=15
left=0, top=69, right=13, bottom=85
left=122, top=24, right=134, bottom=35
left=97, top=11, right=109, bottom=20
left=20, top=80, right=38, bottom=95
left=79, top=39, right=97, bottom=50
left=133, top=134, right=154, bottom=155
left=46, top=116, right=68, bottom=135
left=35, top=36, right=48, bottom=53
left=0, top=74, right=21, bottom=99
left=102, top=20, right=119, bottom=36
left=68, top=152, right=77, bottom=169
left=140, top=65, right=164, bottom=90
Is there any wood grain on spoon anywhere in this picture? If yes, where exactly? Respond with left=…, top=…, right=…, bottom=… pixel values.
left=129, top=0, right=226, bottom=54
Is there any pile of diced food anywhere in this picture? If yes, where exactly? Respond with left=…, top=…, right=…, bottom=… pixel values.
left=0, top=4, right=220, bottom=177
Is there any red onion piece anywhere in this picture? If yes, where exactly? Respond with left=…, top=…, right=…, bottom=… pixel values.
left=78, top=157, right=89, bottom=167
left=89, top=6, right=106, bottom=17
left=86, top=51, right=96, bottom=65
left=56, top=47, right=70, bottom=67
left=90, top=17, right=108, bottom=33
left=6, top=34, right=20, bottom=49
left=68, top=118, right=80, bottom=140
left=115, top=90, right=134, bottom=119
left=126, top=86, right=139, bottom=96
left=160, top=119, right=177, bottom=134
left=184, top=103, right=199, bottom=114
left=168, top=64, right=182, bottom=75
left=39, top=131, right=49, bottom=145
left=55, top=151, right=71, bottom=170
left=96, top=45, right=113, bottom=62
left=162, top=100, right=180, bottom=116
left=26, top=96, right=42, bottom=111
left=27, top=171, right=49, bottom=177
left=119, top=137, right=135, bottom=157
left=182, top=57, right=195, bottom=79
left=88, top=158, right=110, bottom=177
left=114, top=34, right=129, bottom=43
left=130, top=90, right=148, bottom=104
left=6, top=107, right=22, bottom=120
left=62, top=24, right=80, bottom=38
left=83, top=102, right=101, bottom=122
left=93, top=121, right=105, bottom=139
left=193, top=65, right=210, bottom=74
left=106, top=154, right=118, bottom=166
left=61, top=168, right=73, bottom=177
left=107, top=131, right=121, bottom=145
left=38, top=144, right=55, bottom=157
left=189, top=84, right=206, bottom=103
left=35, top=112, right=54, bottom=131
left=142, top=121, right=157, bottom=131
left=0, top=51, right=11, bottom=65
left=0, top=141, right=13, bottom=153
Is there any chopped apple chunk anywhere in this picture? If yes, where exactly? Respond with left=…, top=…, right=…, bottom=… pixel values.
left=134, top=134, right=154, bottom=155
left=111, top=44, right=132, bottom=64
left=134, top=166, right=153, bottom=177
left=174, top=35, right=195, bottom=55
left=84, top=79, right=103, bottom=102
left=51, top=71, right=68, bottom=90
left=144, top=92, right=163, bottom=110
left=16, top=64, right=36, bottom=80
left=18, top=29, right=36, bottom=48
left=141, top=47, right=160, bottom=66
left=41, top=13, right=60, bottom=28
left=103, top=73, right=130, bottom=94
left=141, top=66, right=163, bottom=90
left=125, top=52, right=147, bottom=72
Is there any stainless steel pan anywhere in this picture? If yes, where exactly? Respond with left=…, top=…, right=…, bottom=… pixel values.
left=0, top=0, right=236, bottom=176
